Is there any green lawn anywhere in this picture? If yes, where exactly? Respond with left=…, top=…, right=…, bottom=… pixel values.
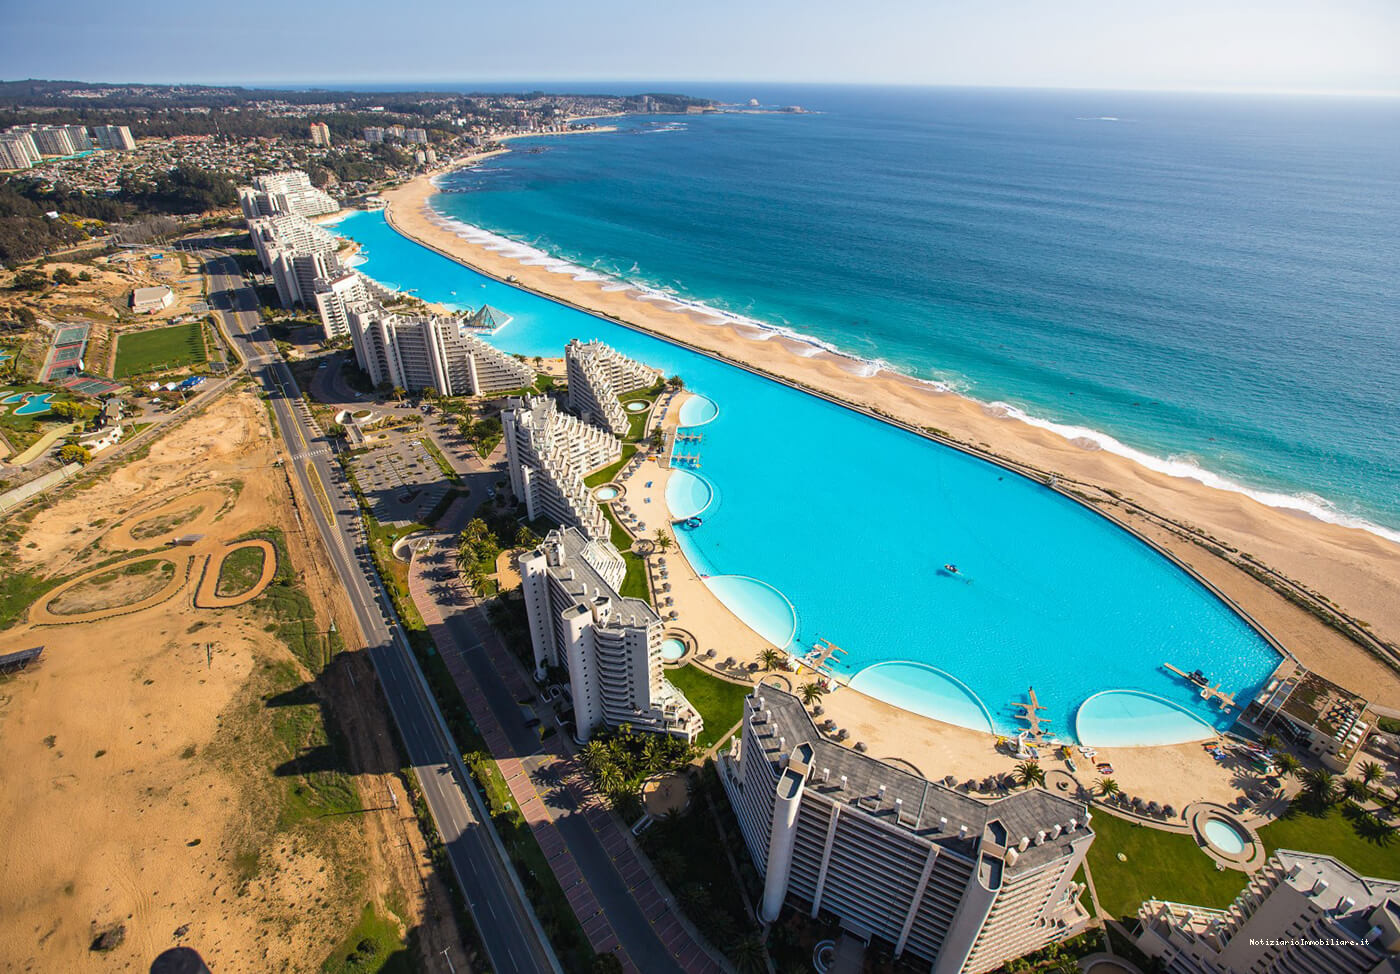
left=114, top=322, right=207, bottom=377
left=1258, top=799, right=1400, bottom=880
left=1085, top=810, right=1248, bottom=921
left=664, top=665, right=751, bottom=750
left=600, top=507, right=648, bottom=600
left=585, top=444, right=637, bottom=488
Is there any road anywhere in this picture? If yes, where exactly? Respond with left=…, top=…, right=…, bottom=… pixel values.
left=201, top=251, right=559, bottom=974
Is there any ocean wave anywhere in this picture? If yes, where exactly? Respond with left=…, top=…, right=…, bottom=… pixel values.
left=986, top=402, right=1400, bottom=544
left=419, top=203, right=1400, bottom=545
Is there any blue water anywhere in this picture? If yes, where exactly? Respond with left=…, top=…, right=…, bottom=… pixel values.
left=335, top=209, right=1281, bottom=744
left=432, top=87, right=1400, bottom=539
left=13, top=393, right=53, bottom=416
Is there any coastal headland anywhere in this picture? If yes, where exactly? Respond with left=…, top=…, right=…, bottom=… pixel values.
left=377, top=141, right=1400, bottom=723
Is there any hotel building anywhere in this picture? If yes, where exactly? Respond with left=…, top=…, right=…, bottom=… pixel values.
left=502, top=395, right=619, bottom=541
left=238, top=170, right=339, bottom=220
left=520, top=527, right=701, bottom=742
left=720, top=690, right=1093, bottom=973
left=309, top=122, right=331, bottom=147
left=1242, top=665, right=1372, bottom=773
left=93, top=125, right=136, bottom=152
left=31, top=125, right=78, bottom=156
left=311, top=269, right=396, bottom=341
left=565, top=339, right=663, bottom=435
left=1135, top=851, right=1400, bottom=973
left=345, top=305, right=535, bottom=397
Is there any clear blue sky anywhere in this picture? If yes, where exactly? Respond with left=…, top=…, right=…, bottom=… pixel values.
left=3, top=0, right=1397, bottom=94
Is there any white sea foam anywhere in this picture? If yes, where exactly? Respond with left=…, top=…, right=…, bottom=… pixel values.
left=414, top=204, right=1400, bottom=545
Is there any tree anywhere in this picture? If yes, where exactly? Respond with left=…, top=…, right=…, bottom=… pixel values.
left=48, top=400, right=82, bottom=421
left=514, top=524, right=540, bottom=549
left=1095, top=777, right=1120, bottom=798
left=10, top=269, right=48, bottom=291
left=51, top=267, right=77, bottom=286
left=1260, top=733, right=1282, bottom=753
left=58, top=443, right=91, bottom=464
left=391, top=386, right=407, bottom=401
left=653, top=528, right=672, bottom=552
left=1274, top=753, right=1302, bottom=779
left=1014, top=761, right=1045, bottom=789
left=732, top=936, right=767, bottom=974
left=759, top=648, right=783, bottom=671
left=326, top=422, right=346, bottom=439
left=1360, top=761, right=1385, bottom=787
left=1303, top=768, right=1337, bottom=806
left=667, top=374, right=685, bottom=390
left=1343, top=777, right=1370, bottom=803
left=798, top=682, right=826, bottom=706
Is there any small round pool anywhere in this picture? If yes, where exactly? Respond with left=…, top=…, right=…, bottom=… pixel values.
left=595, top=485, right=620, bottom=501
left=1203, top=818, right=1248, bottom=855
left=625, top=400, right=650, bottom=413
left=678, top=393, right=719, bottom=426
left=660, top=638, right=687, bottom=661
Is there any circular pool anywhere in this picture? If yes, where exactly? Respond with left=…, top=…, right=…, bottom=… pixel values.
left=678, top=393, right=719, bottom=426
left=660, top=637, right=687, bottom=661
left=1203, top=817, right=1248, bottom=855
left=625, top=400, right=651, bottom=412
left=595, top=485, right=620, bottom=501
left=665, top=469, right=713, bottom=519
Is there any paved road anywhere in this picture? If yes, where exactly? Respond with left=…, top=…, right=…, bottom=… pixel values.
left=201, top=251, right=559, bottom=974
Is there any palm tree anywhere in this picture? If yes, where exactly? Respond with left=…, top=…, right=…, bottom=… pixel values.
left=759, top=648, right=784, bottom=671
left=799, top=682, right=826, bottom=706
left=1274, top=753, right=1302, bottom=779
left=597, top=763, right=624, bottom=795
left=1361, top=761, right=1385, bottom=787
left=1260, top=733, right=1283, bottom=753
left=732, top=936, right=767, bottom=974
left=1095, top=777, right=1121, bottom=799
left=1343, top=777, right=1370, bottom=803
left=1304, top=768, right=1337, bottom=805
left=581, top=740, right=609, bottom=774
left=1014, top=760, right=1046, bottom=789
left=653, top=529, right=673, bottom=553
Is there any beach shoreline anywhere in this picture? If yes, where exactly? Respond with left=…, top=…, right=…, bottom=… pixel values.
left=373, top=153, right=1400, bottom=714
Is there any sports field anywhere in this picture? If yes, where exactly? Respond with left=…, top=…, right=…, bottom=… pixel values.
left=114, top=323, right=207, bottom=378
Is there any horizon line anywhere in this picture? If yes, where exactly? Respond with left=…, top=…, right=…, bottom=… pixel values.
left=4, top=76, right=1398, bottom=100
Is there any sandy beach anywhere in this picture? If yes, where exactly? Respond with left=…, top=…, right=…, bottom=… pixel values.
left=377, top=156, right=1400, bottom=723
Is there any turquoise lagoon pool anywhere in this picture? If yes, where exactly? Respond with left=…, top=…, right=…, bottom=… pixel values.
left=13, top=393, right=54, bottom=416
left=335, top=211, right=1283, bottom=746
left=1203, top=818, right=1249, bottom=855
left=660, top=637, right=688, bottom=661
left=666, top=469, right=713, bottom=520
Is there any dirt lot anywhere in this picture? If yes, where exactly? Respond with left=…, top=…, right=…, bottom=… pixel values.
left=0, top=385, right=468, bottom=972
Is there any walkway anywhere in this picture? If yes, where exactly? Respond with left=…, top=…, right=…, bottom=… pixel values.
left=406, top=540, right=728, bottom=974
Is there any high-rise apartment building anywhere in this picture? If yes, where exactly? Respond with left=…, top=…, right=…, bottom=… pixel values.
left=309, top=122, right=331, bottom=147
left=1136, top=850, right=1400, bottom=973
left=363, top=126, right=385, bottom=143
left=502, top=396, right=619, bottom=540
left=520, top=527, right=701, bottom=742
left=345, top=306, right=535, bottom=396
left=721, top=690, right=1093, bottom=973
left=0, top=134, right=41, bottom=170
left=404, top=128, right=429, bottom=144
left=247, top=213, right=343, bottom=308
left=31, top=126, right=76, bottom=156
left=238, top=170, right=339, bottom=220
left=93, top=125, right=137, bottom=151
left=565, top=339, right=663, bottom=436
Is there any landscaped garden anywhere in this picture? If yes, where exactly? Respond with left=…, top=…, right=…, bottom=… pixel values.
left=664, top=664, right=751, bottom=750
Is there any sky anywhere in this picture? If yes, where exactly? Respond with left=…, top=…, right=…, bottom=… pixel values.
left=2, top=0, right=1398, bottom=95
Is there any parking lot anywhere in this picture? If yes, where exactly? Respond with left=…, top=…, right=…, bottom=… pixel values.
left=347, top=432, right=450, bottom=527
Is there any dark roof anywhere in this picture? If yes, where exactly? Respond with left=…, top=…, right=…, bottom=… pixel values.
left=751, top=688, right=1091, bottom=871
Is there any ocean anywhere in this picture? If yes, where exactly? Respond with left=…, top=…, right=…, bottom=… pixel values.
left=429, top=85, right=1400, bottom=538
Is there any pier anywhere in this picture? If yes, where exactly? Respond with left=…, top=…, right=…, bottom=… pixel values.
left=675, top=432, right=703, bottom=443
left=1163, top=663, right=1236, bottom=709
left=671, top=453, right=702, bottom=466
left=1011, top=686, right=1050, bottom=745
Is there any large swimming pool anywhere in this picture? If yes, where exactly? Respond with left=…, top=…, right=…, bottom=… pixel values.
left=336, top=211, right=1283, bottom=746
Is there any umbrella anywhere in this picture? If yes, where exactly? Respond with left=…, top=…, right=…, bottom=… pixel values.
left=943, top=775, right=957, bottom=787
left=963, top=779, right=977, bottom=792
left=854, top=742, right=868, bottom=753
left=1162, top=804, right=1176, bottom=819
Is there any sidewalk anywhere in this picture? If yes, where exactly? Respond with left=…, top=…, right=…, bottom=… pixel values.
left=407, top=539, right=729, bottom=974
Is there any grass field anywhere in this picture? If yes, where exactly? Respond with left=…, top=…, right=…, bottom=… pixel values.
left=664, top=665, right=751, bottom=750
left=216, top=545, right=267, bottom=597
left=1086, top=810, right=1248, bottom=920
left=114, top=322, right=207, bottom=377
left=1257, top=798, right=1400, bottom=880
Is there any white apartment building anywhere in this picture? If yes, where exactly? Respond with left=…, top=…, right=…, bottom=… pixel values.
left=405, top=128, right=429, bottom=144
left=520, top=527, right=701, bottom=742
left=345, top=306, right=535, bottom=396
left=31, top=126, right=77, bottom=156
left=0, top=134, right=40, bottom=170
left=1136, top=851, right=1400, bottom=973
left=309, top=122, right=331, bottom=147
left=503, top=395, right=620, bottom=541
left=93, top=125, right=137, bottom=151
left=238, top=170, right=339, bottom=220
left=248, top=213, right=344, bottom=308
left=565, top=339, right=663, bottom=436
left=721, top=690, right=1093, bottom=973
left=311, top=270, right=395, bottom=341
left=363, top=126, right=385, bottom=143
